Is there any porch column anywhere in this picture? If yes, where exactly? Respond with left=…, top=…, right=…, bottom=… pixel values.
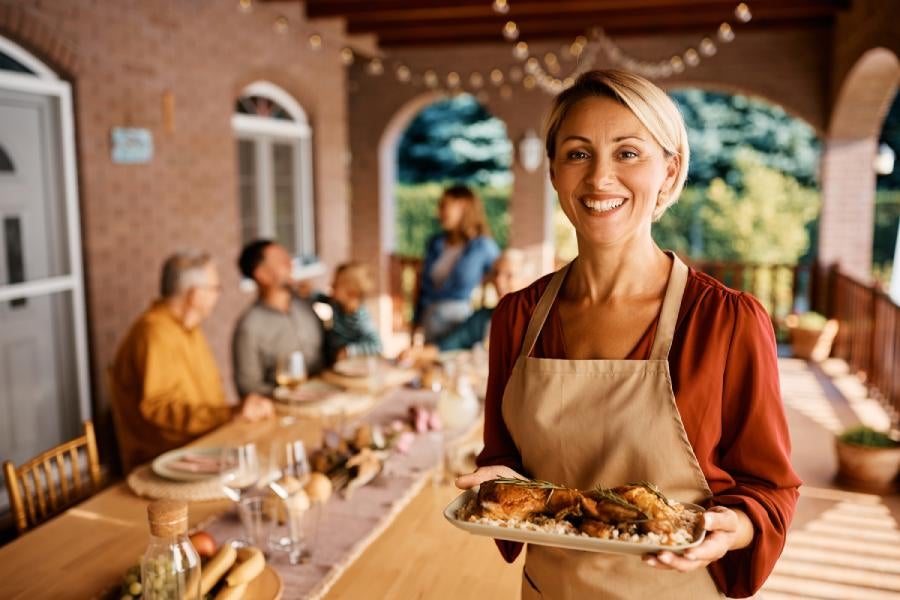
left=818, top=138, right=877, bottom=282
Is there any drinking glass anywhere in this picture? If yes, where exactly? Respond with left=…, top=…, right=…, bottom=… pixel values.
left=267, top=439, right=313, bottom=563
left=276, top=351, right=307, bottom=391
left=220, top=443, right=260, bottom=503
left=237, top=496, right=276, bottom=553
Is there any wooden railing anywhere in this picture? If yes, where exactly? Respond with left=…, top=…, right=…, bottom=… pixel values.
left=815, top=265, right=900, bottom=426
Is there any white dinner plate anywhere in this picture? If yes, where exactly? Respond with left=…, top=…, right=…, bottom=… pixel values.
left=151, top=446, right=223, bottom=482
left=443, top=489, right=706, bottom=556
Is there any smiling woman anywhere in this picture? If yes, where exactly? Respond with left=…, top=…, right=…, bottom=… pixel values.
left=457, top=70, right=801, bottom=600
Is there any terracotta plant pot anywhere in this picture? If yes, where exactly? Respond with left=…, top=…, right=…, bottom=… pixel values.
left=785, top=315, right=839, bottom=361
left=835, top=438, right=900, bottom=492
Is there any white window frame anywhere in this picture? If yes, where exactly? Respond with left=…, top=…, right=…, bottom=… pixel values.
left=0, top=35, right=91, bottom=423
left=232, top=82, right=316, bottom=266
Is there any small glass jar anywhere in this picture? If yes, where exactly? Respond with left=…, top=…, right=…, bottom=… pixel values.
left=141, top=499, right=201, bottom=600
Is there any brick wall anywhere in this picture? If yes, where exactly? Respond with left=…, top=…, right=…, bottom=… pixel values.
left=0, top=1, right=352, bottom=446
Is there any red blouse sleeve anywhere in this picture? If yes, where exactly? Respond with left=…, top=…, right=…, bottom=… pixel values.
left=706, top=293, right=802, bottom=597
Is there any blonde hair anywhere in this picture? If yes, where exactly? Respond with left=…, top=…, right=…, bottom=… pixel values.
left=334, top=262, right=375, bottom=298
left=543, top=69, right=690, bottom=220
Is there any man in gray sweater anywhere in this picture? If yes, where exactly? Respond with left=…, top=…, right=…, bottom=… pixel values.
left=232, top=240, right=326, bottom=398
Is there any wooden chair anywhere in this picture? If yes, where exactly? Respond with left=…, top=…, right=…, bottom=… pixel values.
left=3, top=420, right=102, bottom=535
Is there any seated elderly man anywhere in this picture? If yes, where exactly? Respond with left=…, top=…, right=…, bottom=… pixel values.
left=110, top=250, right=272, bottom=473
left=232, top=240, right=326, bottom=398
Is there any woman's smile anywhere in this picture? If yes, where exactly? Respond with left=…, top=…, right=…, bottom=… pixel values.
left=579, top=193, right=629, bottom=215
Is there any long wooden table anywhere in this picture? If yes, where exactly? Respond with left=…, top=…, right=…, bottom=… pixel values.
left=0, top=399, right=522, bottom=599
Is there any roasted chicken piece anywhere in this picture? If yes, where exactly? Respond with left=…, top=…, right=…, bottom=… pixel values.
left=581, top=489, right=645, bottom=523
left=545, top=487, right=583, bottom=519
left=579, top=519, right=616, bottom=539
left=614, top=484, right=676, bottom=521
left=475, top=479, right=550, bottom=520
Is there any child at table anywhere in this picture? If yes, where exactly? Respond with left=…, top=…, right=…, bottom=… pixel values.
left=310, top=262, right=383, bottom=363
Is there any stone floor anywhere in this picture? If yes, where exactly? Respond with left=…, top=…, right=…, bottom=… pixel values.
left=761, top=358, right=900, bottom=599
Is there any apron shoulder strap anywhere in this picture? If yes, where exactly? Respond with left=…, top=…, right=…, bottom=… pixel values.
left=519, top=263, right=571, bottom=358
left=649, top=254, right=690, bottom=360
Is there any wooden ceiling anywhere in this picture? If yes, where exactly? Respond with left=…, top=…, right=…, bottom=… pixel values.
left=283, top=0, right=850, bottom=47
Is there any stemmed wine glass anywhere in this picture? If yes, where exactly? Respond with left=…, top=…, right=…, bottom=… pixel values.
left=268, top=439, right=313, bottom=564
left=220, top=443, right=260, bottom=502
left=220, top=443, right=261, bottom=547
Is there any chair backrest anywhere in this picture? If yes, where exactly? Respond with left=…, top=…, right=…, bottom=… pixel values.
left=3, top=420, right=101, bottom=535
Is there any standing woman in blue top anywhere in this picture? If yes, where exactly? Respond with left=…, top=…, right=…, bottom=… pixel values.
left=414, top=185, right=500, bottom=343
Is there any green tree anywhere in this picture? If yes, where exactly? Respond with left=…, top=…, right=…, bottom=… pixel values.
left=397, top=94, right=511, bottom=186
left=669, top=89, right=821, bottom=188
left=699, top=149, right=819, bottom=263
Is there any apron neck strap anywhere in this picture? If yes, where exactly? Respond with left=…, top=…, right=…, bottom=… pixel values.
left=648, top=253, right=689, bottom=360
left=518, top=253, right=689, bottom=360
left=519, top=262, right=572, bottom=358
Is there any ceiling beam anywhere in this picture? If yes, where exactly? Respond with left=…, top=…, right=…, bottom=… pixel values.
left=373, top=17, right=834, bottom=48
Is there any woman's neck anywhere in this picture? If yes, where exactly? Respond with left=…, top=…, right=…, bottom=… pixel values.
left=566, top=232, right=670, bottom=303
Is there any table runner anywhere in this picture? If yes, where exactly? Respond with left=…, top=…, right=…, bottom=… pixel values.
left=202, top=387, right=478, bottom=600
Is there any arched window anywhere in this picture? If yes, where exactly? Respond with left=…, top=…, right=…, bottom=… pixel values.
left=232, top=82, right=315, bottom=263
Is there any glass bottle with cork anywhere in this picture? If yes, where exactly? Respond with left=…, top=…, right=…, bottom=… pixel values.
left=141, top=499, right=201, bottom=600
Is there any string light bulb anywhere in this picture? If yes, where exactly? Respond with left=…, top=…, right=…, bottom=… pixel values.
left=367, top=58, right=384, bottom=76
left=396, top=65, right=411, bottom=82
left=523, top=74, right=536, bottom=89
left=274, top=16, right=288, bottom=34
left=492, top=0, right=510, bottom=15
left=734, top=3, right=752, bottom=23
left=469, top=72, right=484, bottom=88
left=513, top=41, right=529, bottom=60
left=238, top=0, right=252, bottom=13
left=718, top=23, right=735, bottom=42
left=340, top=47, right=354, bottom=65
left=699, top=37, right=717, bottom=56
left=490, top=68, right=504, bottom=85
left=424, top=70, right=439, bottom=88
left=669, top=56, right=685, bottom=73
left=503, top=21, right=519, bottom=41
left=683, top=48, right=700, bottom=66
left=446, top=71, right=461, bottom=87
left=308, top=34, right=322, bottom=50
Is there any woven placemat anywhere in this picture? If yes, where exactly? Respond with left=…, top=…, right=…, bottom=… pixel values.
left=126, top=464, right=228, bottom=502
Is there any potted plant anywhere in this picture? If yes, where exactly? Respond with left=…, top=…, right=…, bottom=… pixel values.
left=835, top=425, right=900, bottom=492
left=784, top=311, right=838, bottom=361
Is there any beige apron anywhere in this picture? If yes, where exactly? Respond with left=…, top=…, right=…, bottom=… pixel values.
left=501, top=255, right=723, bottom=600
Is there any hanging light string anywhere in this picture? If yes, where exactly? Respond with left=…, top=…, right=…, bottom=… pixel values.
left=504, top=2, right=752, bottom=88
left=236, top=0, right=751, bottom=98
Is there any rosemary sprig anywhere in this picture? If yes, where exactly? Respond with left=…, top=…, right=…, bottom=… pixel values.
left=492, top=476, right=565, bottom=490
left=593, top=486, right=649, bottom=520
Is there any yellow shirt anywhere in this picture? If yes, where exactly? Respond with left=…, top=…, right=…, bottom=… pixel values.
left=110, top=301, right=233, bottom=472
